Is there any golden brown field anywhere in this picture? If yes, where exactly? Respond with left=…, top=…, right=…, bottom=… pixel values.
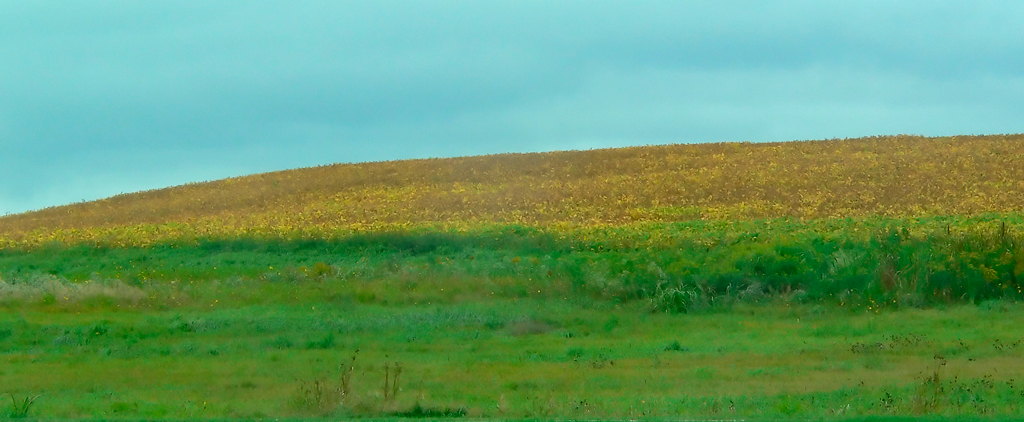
left=2, top=134, right=1023, bottom=247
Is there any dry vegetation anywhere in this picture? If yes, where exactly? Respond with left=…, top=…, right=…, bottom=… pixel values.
left=2, top=134, right=1023, bottom=247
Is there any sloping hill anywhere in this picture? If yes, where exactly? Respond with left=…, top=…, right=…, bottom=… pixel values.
left=2, top=134, right=1024, bottom=245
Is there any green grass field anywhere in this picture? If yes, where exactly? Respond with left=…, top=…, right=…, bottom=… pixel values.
left=1, top=216, right=1023, bottom=419
left=2, top=299, right=1024, bottom=419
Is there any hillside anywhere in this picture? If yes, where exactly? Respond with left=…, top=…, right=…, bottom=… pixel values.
left=3, top=136, right=1024, bottom=421
left=2, top=133, right=1024, bottom=246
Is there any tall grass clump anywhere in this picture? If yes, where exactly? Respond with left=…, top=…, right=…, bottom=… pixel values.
left=0, top=274, right=147, bottom=309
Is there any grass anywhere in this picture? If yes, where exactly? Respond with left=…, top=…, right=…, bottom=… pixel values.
left=1, top=299, right=1024, bottom=419
left=5, top=393, right=40, bottom=418
left=1, top=215, right=1021, bottom=311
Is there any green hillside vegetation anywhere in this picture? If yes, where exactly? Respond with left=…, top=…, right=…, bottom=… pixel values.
left=1, top=134, right=1023, bottom=420
left=1, top=215, right=1023, bottom=313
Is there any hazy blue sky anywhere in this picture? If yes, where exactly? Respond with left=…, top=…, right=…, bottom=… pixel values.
left=2, top=1, right=1023, bottom=215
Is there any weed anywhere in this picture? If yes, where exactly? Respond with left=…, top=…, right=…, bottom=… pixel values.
left=588, top=353, right=615, bottom=369
left=383, top=360, right=402, bottom=402
left=879, top=390, right=896, bottom=412
left=304, top=333, right=334, bottom=349
left=5, top=393, right=39, bottom=418
left=663, top=340, right=688, bottom=352
left=389, top=402, right=466, bottom=418
left=851, top=341, right=886, bottom=353
left=565, top=347, right=585, bottom=362
left=886, top=333, right=928, bottom=349
left=292, top=379, right=329, bottom=412
left=912, top=363, right=944, bottom=414
left=527, top=394, right=556, bottom=418
left=339, top=349, right=358, bottom=401
left=992, top=338, right=1021, bottom=352
left=309, top=262, right=335, bottom=279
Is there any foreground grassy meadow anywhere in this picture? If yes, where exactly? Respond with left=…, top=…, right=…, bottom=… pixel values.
left=3, top=300, right=1024, bottom=419
left=2, top=134, right=1024, bottom=419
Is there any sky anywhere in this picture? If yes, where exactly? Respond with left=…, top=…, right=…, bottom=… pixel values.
left=2, top=1, right=1023, bottom=215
